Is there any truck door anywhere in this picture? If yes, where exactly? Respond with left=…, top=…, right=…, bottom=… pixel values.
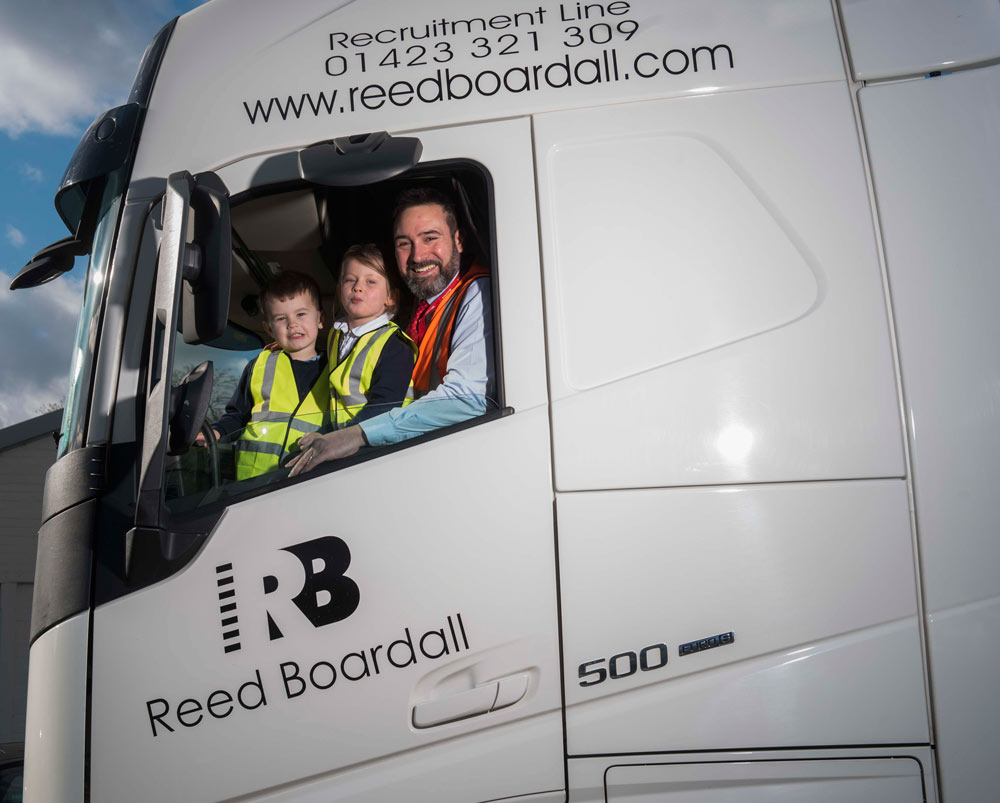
left=88, top=119, right=564, bottom=803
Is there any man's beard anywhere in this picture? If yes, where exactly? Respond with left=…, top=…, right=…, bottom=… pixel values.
left=404, top=249, right=461, bottom=299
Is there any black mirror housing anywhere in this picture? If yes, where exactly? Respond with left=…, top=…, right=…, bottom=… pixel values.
left=9, top=237, right=89, bottom=290
left=55, top=103, right=142, bottom=242
left=181, top=172, right=232, bottom=345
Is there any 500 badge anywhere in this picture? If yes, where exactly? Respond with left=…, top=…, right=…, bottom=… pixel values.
left=577, top=631, right=736, bottom=687
left=577, top=642, right=668, bottom=687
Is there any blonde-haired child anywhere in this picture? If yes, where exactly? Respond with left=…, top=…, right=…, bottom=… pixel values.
left=326, top=243, right=416, bottom=428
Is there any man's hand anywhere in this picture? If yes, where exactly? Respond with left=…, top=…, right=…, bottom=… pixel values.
left=287, top=427, right=366, bottom=477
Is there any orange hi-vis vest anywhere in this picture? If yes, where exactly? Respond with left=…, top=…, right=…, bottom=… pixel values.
left=411, top=263, right=489, bottom=397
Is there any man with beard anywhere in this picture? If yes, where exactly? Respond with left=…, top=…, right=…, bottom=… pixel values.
left=289, top=187, right=493, bottom=475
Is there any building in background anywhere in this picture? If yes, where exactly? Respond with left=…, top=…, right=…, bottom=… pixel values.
left=0, top=410, right=60, bottom=744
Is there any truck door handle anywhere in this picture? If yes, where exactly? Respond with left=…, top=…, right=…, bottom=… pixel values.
left=411, top=673, right=529, bottom=729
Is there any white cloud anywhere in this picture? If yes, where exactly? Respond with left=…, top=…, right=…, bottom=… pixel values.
left=0, top=38, right=104, bottom=137
left=5, top=224, right=26, bottom=248
left=19, top=163, right=44, bottom=183
left=0, top=1, right=200, bottom=138
left=0, top=270, right=84, bottom=428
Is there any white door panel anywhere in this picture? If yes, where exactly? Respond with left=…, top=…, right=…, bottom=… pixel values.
left=92, top=409, right=562, bottom=802
left=91, top=118, right=562, bottom=803
left=242, top=711, right=564, bottom=802
left=535, top=82, right=903, bottom=491
left=558, top=480, right=927, bottom=754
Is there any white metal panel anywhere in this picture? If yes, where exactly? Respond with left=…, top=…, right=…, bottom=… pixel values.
left=859, top=64, right=1000, bottom=803
left=23, top=614, right=88, bottom=803
left=840, top=0, right=1000, bottom=81
left=133, top=0, right=845, bottom=180
left=605, top=758, right=924, bottom=802
left=535, top=82, right=903, bottom=491
left=558, top=480, right=926, bottom=754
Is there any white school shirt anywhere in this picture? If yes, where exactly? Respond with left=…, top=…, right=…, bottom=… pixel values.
left=332, top=313, right=393, bottom=364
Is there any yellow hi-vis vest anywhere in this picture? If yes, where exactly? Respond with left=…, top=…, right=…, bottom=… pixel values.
left=235, top=351, right=330, bottom=480
left=328, top=322, right=416, bottom=428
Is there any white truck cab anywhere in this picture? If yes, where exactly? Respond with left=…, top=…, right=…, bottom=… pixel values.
left=13, top=1, right=1000, bottom=801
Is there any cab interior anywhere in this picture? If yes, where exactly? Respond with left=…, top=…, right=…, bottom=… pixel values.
left=225, top=164, right=494, bottom=347
left=164, top=162, right=498, bottom=509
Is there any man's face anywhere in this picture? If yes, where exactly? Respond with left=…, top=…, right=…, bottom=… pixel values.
left=394, top=203, right=462, bottom=300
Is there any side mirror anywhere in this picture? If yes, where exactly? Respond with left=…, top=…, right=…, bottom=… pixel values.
left=172, top=171, right=232, bottom=345
left=12, top=103, right=144, bottom=292
left=168, top=360, right=214, bottom=455
left=9, top=237, right=89, bottom=290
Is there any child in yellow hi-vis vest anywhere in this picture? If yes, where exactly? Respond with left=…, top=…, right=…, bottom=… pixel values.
left=326, top=244, right=416, bottom=431
left=208, top=271, right=331, bottom=480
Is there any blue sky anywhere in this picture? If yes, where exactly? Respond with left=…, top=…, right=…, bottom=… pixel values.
left=0, top=0, right=208, bottom=428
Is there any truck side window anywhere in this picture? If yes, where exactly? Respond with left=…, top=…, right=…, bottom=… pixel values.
left=161, top=165, right=499, bottom=516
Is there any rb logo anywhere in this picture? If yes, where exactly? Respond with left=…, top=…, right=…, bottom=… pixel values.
left=262, top=535, right=360, bottom=640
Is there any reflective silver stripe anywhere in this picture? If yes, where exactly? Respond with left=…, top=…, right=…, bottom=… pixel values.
left=259, top=351, right=280, bottom=413
left=404, top=385, right=414, bottom=401
left=236, top=440, right=284, bottom=457
left=347, top=325, right=391, bottom=402
left=249, top=411, right=292, bottom=424
left=328, top=329, right=339, bottom=363
left=287, top=418, right=325, bottom=434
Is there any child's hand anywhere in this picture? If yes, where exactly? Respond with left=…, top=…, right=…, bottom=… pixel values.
left=263, top=341, right=281, bottom=352
left=194, top=429, right=221, bottom=446
left=287, top=428, right=365, bottom=476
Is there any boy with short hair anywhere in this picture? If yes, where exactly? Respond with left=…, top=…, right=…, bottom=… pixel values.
left=209, top=270, right=330, bottom=479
